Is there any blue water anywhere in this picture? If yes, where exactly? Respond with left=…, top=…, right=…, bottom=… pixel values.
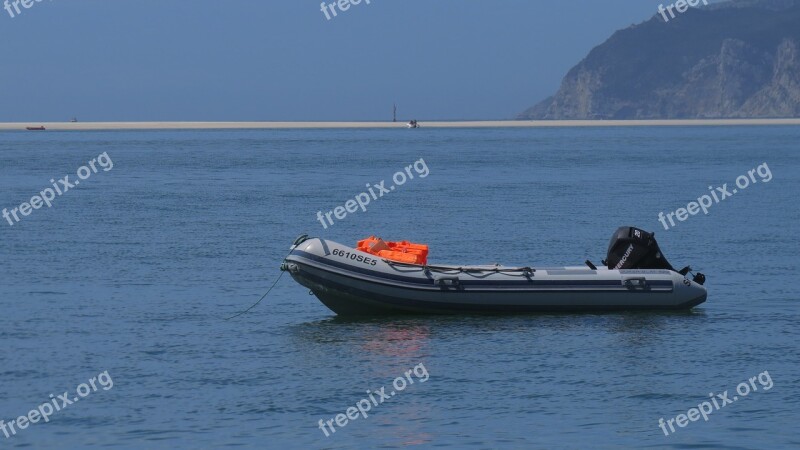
left=1, top=126, right=798, bottom=449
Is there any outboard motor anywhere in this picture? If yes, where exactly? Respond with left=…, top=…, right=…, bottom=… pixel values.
left=603, top=226, right=706, bottom=285
left=604, top=226, right=675, bottom=271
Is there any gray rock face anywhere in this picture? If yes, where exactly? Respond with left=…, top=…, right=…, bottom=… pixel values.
left=519, top=0, right=800, bottom=119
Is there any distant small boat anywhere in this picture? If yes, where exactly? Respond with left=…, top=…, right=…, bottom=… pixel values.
left=26, top=126, right=46, bottom=131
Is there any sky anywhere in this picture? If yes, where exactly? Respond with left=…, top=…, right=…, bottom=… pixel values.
left=1, top=0, right=694, bottom=121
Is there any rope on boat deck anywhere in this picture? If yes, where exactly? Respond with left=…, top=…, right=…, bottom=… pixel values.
left=385, top=260, right=535, bottom=277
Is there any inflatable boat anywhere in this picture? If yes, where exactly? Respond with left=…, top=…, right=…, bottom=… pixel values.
left=281, top=227, right=707, bottom=315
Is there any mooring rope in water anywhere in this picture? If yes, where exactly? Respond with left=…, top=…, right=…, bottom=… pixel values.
left=225, top=236, right=311, bottom=320
left=225, top=270, right=286, bottom=320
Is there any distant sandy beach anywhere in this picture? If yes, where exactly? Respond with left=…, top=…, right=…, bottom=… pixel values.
left=2, top=119, right=800, bottom=131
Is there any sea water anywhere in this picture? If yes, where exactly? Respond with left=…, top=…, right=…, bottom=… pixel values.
left=0, top=126, right=798, bottom=448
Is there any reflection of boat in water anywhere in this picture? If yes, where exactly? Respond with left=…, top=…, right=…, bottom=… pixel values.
left=26, top=126, right=46, bottom=131
left=360, top=324, right=430, bottom=357
left=281, top=228, right=707, bottom=316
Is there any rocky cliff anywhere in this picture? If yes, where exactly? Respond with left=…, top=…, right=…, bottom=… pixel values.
left=519, top=0, right=800, bottom=119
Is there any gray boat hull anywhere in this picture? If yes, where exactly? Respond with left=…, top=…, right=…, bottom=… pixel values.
left=283, top=238, right=707, bottom=315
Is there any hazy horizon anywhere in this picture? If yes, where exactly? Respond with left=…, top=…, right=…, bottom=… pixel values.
left=0, top=0, right=692, bottom=122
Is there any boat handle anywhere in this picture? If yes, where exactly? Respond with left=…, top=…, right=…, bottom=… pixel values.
left=435, top=276, right=460, bottom=287
left=623, top=277, right=648, bottom=289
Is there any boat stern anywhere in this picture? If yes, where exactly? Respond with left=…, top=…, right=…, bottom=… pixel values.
left=672, top=271, right=707, bottom=308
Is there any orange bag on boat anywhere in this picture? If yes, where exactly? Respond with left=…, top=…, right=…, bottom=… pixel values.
left=356, top=236, right=428, bottom=265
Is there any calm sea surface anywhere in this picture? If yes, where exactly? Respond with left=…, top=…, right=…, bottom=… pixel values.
left=1, top=126, right=798, bottom=449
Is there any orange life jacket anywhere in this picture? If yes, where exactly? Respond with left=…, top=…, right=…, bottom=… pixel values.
left=356, top=236, right=429, bottom=265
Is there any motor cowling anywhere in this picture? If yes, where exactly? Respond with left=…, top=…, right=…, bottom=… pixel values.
left=604, top=226, right=675, bottom=271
